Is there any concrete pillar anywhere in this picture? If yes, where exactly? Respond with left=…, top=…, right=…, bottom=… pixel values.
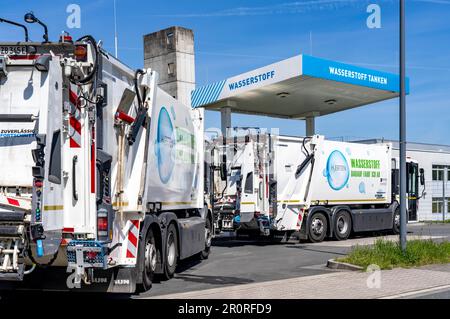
left=143, top=26, right=195, bottom=107
left=306, top=117, right=315, bottom=136
left=220, top=107, right=231, bottom=137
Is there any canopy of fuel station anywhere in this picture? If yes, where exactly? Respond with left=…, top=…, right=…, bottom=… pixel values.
left=191, top=54, right=408, bottom=135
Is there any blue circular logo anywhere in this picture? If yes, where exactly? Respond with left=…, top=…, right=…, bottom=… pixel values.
left=155, top=107, right=175, bottom=184
left=325, top=150, right=349, bottom=191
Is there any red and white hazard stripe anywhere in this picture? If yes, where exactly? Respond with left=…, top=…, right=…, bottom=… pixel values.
left=0, top=194, right=32, bottom=211
left=69, top=85, right=82, bottom=148
left=126, top=220, right=140, bottom=259
left=297, top=209, right=304, bottom=228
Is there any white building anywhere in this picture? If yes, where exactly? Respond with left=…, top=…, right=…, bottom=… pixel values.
left=358, top=139, right=450, bottom=222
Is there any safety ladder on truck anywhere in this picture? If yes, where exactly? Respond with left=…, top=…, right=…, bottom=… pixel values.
left=0, top=194, right=31, bottom=281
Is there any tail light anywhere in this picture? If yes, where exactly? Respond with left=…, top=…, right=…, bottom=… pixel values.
left=74, top=45, right=87, bottom=62
left=34, top=180, right=43, bottom=188
left=86, top=251, right=98, bottom=261
left=97, top=216, right=108, bottom=238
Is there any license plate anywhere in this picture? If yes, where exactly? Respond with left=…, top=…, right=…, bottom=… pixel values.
left=0, top=46, right=27, bottom=56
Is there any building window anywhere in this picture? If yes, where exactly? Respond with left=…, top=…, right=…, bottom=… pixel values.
left=432, top=165, right=444, bottom=181
left=166, top=32, right=174, bottom=48
left=432, top=197, right=443, bottom=213
left=167, top=62, right=175, bottom=76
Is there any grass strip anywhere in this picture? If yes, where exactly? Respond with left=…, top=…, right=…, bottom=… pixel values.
left=338, top=239, right=450, bottom=270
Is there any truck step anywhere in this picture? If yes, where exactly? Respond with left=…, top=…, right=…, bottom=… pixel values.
left=0, top=211, right=27, bottom=223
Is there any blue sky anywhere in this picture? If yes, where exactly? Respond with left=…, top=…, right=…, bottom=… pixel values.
left=1, top=0, right=449, bottom=144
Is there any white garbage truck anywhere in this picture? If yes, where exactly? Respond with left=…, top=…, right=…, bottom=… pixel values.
left=0, top=31, right=212, bottom=292
left=210, top=132, right=424, bottom=242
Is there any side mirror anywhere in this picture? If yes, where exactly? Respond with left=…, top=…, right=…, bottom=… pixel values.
left=420, top=168, right=425, bottom=186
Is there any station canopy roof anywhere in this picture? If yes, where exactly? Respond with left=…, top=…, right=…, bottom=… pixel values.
left=191, top=54, right=409, bottom=119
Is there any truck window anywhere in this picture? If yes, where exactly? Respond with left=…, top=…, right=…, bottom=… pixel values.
left=407, top=164, right=418, bottom=196
left=48, top=130, right=62, bottom=184
left=244, top=172, right=253, bottom=194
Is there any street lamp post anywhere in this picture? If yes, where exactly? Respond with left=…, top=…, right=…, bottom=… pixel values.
left=399, top=0, right=407, bottom=252
left=114, top=0, right=118, bottom=58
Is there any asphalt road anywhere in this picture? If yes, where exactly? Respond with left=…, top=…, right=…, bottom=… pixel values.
left=411, top=289, right=450, bottom=299
left=1, top=223, right=448, bottom=300
left=137, top=223, right=450, bottom=298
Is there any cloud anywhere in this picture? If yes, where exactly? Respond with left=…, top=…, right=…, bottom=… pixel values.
left=413, top=0, right=450, bottom=4
left=150, top=0, right=369, bottom=18
left=149, top=0, right=450, bottom=18
left=342, top=61, right=450, bottom=72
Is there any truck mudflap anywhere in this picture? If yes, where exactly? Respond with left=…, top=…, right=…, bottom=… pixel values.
left=66, top=267, right=137, bottom=293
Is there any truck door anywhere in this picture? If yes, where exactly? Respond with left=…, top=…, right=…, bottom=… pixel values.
left=0, top=56, right=64, bottom=257
left=407, top=162, right=419, bottom=221
left=239, top=143, right=257, bottom=223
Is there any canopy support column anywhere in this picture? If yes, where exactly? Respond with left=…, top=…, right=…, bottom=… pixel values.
left=220, top=107, right=231, bottom=137
left=306, top=116, right=315, bottom=136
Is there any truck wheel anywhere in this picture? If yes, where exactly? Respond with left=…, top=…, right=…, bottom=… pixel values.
left=392, top=208, right=400, bottom=234
left=200, top=217, right=213, bottom=260
left=308, top=212, right=328, bottom=243
left=163, top=223, right=178, bottom=279
left=141, top=228, right=157, bottom=291
left=333, top=210, right=352, bottom=241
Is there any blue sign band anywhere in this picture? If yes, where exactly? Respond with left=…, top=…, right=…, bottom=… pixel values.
left=302, top=55, right=409, bottom=93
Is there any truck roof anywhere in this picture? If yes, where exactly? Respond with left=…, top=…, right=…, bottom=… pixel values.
left=191, top=54, right=409, bottom=119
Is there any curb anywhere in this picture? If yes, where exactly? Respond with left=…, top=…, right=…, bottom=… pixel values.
left=327, top=259, right=364, bottom=271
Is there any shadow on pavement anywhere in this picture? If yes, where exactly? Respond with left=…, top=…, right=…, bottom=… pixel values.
left=172, top=273, right=254, bottom=286
left=212, top=238, right=285, bottom=248
left=285, top=245, right=348, bottom=256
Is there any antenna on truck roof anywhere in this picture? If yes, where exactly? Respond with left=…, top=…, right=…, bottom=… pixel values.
left=0, top=17, right=29, bottom=42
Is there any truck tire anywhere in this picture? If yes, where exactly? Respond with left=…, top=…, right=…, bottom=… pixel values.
left=199, top=216, right=213, bottom=260
left=163, top=223, right=178, bottom=279
left=392, top=207, right=400, bottom=234
left=140, top=228, right=157, bottom=291
left=308, top=212, right=328, bottom=243
left=333, top=210, right=352, bottom=241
